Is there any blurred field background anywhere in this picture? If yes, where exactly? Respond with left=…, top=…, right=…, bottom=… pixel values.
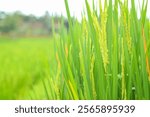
left=0, top=37, right=55, bottom=99
left=0, top=10, right=63, bottom=99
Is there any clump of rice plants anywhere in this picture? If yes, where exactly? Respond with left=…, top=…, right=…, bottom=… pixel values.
left=28, top=0, right=150, bottom=100
left=50, top=0, right=150, bottom=100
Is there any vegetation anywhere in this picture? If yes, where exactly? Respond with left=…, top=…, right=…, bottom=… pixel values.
left=0, top=38, right=54, bottom=99
left=0, top=11, right=67, bottom=37
left=49, top=0, right=150, bottom=100
left=0, top=0, right=150, bottom=100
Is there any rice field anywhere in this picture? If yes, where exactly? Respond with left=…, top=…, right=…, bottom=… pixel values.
left=0, top=37, right=55, bottom=99
left=0, top=0, right=150, bottom=100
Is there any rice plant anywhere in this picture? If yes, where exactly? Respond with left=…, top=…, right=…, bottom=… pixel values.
left=43, top=0, right=150, bottom=100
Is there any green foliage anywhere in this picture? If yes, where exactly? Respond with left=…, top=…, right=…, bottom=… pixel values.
left=43, top=0, right=149, bottom=100
left=0, top=14, right=17, bottom=33
left=0, top=0, right=150, bottom=100
left=0, top=12, right=68, bottom=37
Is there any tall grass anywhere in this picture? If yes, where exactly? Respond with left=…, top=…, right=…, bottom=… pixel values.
left=44, top=0, right=149, bottom=100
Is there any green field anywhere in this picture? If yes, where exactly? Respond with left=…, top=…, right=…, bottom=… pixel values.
left=0, top=37, right=55, bottom=99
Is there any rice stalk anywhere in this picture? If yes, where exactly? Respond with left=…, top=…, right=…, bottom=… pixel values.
left=92, top=9, right=109, bottom=72
left=120, top=1, right=132, bottom=55
left=121, top=38, right=126, bottom=99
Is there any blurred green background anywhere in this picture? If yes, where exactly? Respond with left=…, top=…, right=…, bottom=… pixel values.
left=0, top=11, right=64, bottom=99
